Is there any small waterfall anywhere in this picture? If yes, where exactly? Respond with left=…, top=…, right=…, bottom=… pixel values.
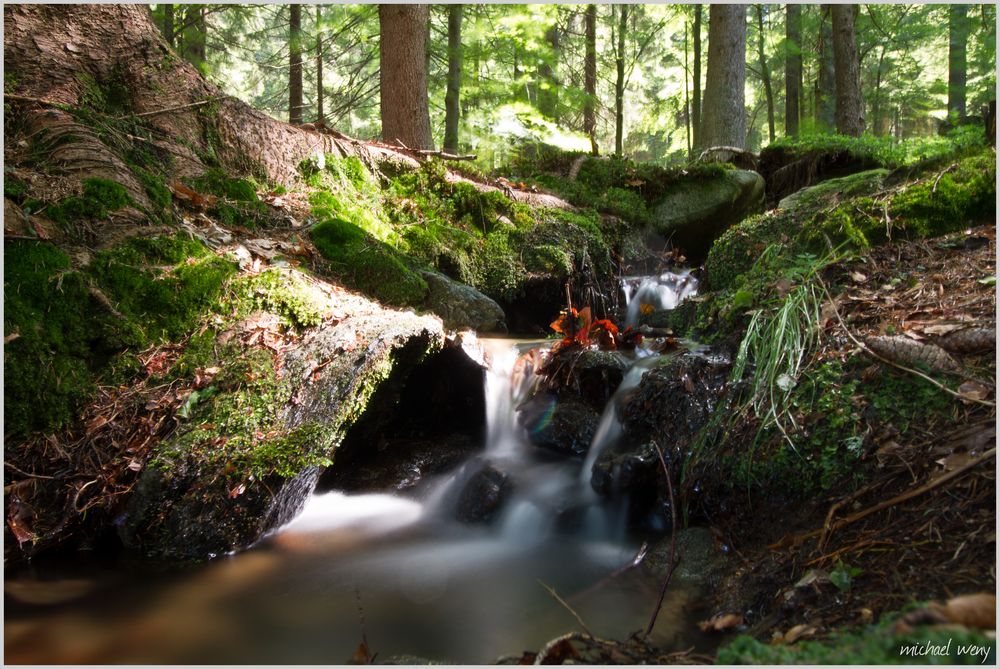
left=622, top=271, right=698, bottom=328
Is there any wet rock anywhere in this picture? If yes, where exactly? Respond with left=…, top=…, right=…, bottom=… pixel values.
left=591, top=442, right=659, bottom=498
left=519, top=393, right=600, bottom=457
left=121, top=308, right=446, bottom=561
left=643, top=526, right=727, bottom=588
left=455, top=463, right=512, bottom=523
left=420, top=269, right=506, bottom=333
left=571, top=350, right=631, bottom=411
left=650, top=169, right=764, bottom=263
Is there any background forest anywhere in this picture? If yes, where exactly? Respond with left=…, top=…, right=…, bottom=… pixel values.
left=151, top=3, right=996, bottom=165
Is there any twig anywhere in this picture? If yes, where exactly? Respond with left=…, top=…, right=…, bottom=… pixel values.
left=410, top=148, right=478, bottom=161
left=817, top=276, right=995, bottom=407
left=133, top=98, right=221, bottom=118
left=4, top=461, right=60, bottom=480
left=931, top=163, right=959, bottom=194
left=646, top=439, right=680, bottom=637
left=539, top=580, right=594, bottom=638
left=569, top=541, right=649, bottom=602
left=823, top=446, right=994, bottom=542
left=4, top=92, right=66, bottom=107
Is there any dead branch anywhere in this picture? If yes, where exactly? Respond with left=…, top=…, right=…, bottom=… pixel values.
left=540, top=580, right=594, bottom=638
left=931, top=163, right=959, bottom=194
left=133, top=97, right=223, bottom=118
left=410, top=148, right=478, bottom=161
left=646, top=438, right=680, bottom=637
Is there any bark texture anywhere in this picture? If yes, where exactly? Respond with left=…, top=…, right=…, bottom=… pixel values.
left=815, top=5, right=835, bottom=131
left=288, top=4, right=303, bottom=125
left=315, top=5, right=324, bottom=124
left=784, top=4, right=801, bottom=137
left=444, top=4, right=463, bottom=153
left=755, top=5, right=775, bottom=143
left=948, top=4, right=969, bottom=121
left=701, top=4, right=747, bottom=149
left=832, top=4, right=864, bottom=136
left=614, top=5, right=628, bottom=156
left=379, top=4, right=434, bottom=150
left=692, top=4, right=702, bottom=149
left=584, top=4, right=598, bottom=156
left=537, top=24, right=560, bottom=119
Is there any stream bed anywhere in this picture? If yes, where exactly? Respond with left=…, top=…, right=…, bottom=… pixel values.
left=5, top=273, right=719, bottom=664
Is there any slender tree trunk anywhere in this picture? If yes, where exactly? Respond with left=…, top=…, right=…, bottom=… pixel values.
left=692, top=4, right=703, bottom=149
left=161, top=4, right=175, bottom=48
left=684, top=19, right=691, bottom=156
left=182, top=5, right=206, bottom=70
left=584, top=4, right=598, bottom=155
left=288, top=5, right=303, bottom=125
left=948, top=4, right=969, bottom=122
left=871, top=47, right=886, bottom=134
left=784, top=3, right=801, bottom=136
left=831, top=4, right=863, bottom=136
left=815, top=5, right=835, bottom=131
left=537, top=24, right=560, bottom=119
left=444, top=4, right=463, bottom=153
left=379, top=4, right=434, bottom=150
left=701, top=4, right=747, bottom=149
left=755, top=5, right=775, bottom=143
left=614, top=5, right=627, bottom=156
left=315, top=5, right=323, bottom=124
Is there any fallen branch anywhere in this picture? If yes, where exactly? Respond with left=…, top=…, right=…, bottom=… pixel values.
left=410, top=148, right=477, bottom=161
left=931, top=162, right=959, bottom=194
left=646, top=439, right=680, bottom=637
left=540, top=580, right=594, bottom=638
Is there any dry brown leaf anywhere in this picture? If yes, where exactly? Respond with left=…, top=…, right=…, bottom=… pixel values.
left=783, top=624, right=817, bottom=644
left=351, top=641, right=372, bottom=664
left=943, top=593, right=996, bottom=629
left=4, top=331, right=21, bottom=344
left=698, top=612, right=743, bottom=632
left=850, top=271, right=868, bottom=283
left=957, top=380, right=991, bottom=402
left=923, top=323, right=967, bottom=336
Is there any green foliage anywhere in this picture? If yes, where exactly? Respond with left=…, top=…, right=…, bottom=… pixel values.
left=311, top=217, right=428, bottom=307
left=4, top=173, right=29, bottom=202
left=718, top=613, right=994, bottom=664
left=829, top=560, right=863, bottom=592
left=194, top=167, right=259, bottom=202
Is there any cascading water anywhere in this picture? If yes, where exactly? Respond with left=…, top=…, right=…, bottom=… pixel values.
left=6, top=275, right=710, bottom=665
left=622, top=270, right=698, bottom=328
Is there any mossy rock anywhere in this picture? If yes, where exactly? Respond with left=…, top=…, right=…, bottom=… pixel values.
left=651, top=170, right=765, bottom=263
left=311, top=217, right=428, bottom=308
left=121, top=307, right=445, bottom=560
left=420, top=269, right=506, bottom=332
left=778, top=168, right=890, bottom=212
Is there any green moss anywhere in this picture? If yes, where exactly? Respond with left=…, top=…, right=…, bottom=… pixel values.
left=153, top=349, right=334, bottom=480
left=719, top=613, right=994, bottom=664
left=4, top=242, right=102, bottom=438
left=4, top=173, right=29, bottom=202
left=311, top=217, right=428, bottom=307
left=87, top=234, right=237, bottom=344
left=193, top=168, right=258, bottom=203
left=46, top=177, right=133, bottom=225
left=227, top=269, right=326, bottom=330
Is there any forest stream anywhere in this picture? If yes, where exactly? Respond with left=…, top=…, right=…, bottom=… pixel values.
left=5, top=278, right=723, bottom=664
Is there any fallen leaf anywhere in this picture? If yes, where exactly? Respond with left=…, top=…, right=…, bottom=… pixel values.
left=4, top=331, right=21, bottom=344
left=783, top=624, right=817, bottom=644
left=923, top=323, right=966, bottom=336
left=957, top=380, right=990, bottom=402
left=935, top=452, right=973, bottom=472
left=795, top=569, right=831, bottom=589
left=850, top=271, right=868, bottom=283
left=698, top=612, right=743, bottom=632
left=858, top=608, right=874, bottom=624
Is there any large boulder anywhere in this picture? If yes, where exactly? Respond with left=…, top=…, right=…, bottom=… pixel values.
left=650, top=169, right=765, bottom=263
left=778, top=169, right=890, bottom=213
left=120, top=306, right=445, bottom=561
left=420, top=269, right=506, bottom=333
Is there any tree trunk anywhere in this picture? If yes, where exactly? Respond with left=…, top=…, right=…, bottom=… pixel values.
left=701, top=4, right=747, bottom=149
left=315, top=5, right=324, bottom=125
left=815, top=5, right=835, bottom=131
left=831, top=4, right=864, bottom=136
left=537, top=24, right=560, bottom=119
left=948, top=4, right=969, bottom=122
left=379, top=4, right=434, bottom=150
left=784, top=3, right=801, bottom=136
left=584, top=4, right=598, bottom=156
left=161, top=4, right=175, bottom=48
left=685, top=19, right=692, bottom=156
left=444, top=4, right=463, bottom=153
left=755, top=5, right=775, bottom=143
left=692, top=4, right=703, bottom=149
left=289, top=4, right=303, bottom=125
left=614, top=5, right=627, bottom=156
left=182, top=4, right=206, bottom=71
